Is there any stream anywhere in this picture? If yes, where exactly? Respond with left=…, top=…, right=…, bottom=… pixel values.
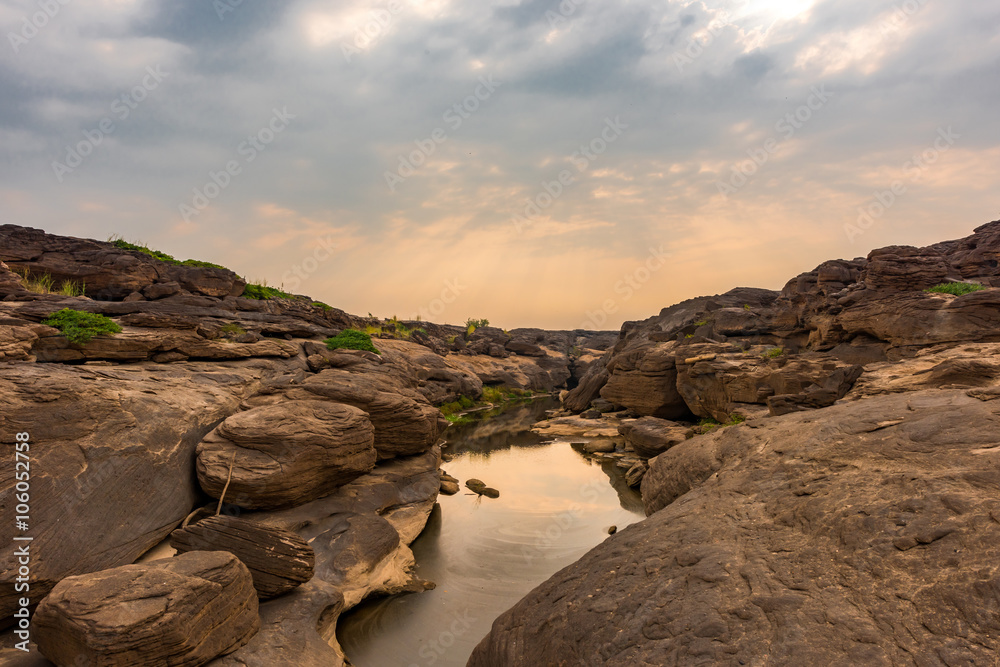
left=337, top=397, right=645, bottom=667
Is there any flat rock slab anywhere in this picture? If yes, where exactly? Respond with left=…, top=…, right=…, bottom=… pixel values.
left=34, top=551, right=259, bottom=667
left=170, top=515, right=315, bottom=599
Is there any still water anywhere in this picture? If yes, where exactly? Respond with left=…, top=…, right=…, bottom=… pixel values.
left=337, top=398, right=645, bottom=667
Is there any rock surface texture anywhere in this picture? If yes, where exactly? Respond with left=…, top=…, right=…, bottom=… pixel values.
left=33, top=551, right=259, bottom=667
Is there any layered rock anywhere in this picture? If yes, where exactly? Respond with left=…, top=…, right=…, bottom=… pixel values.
left=617, top=417, right=690, bottom=458
left=470, top=389, right=1000, bottom=665
left=196, top=400, right=377, bottom=510
left=170, top=516, right=316, bottom=598
left=34, top=551, right=259, bottom=666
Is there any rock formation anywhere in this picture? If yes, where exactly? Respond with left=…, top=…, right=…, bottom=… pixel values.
left=34, top=551, right=259, bottom=666
left=470, top=219, right=1000, bottom=666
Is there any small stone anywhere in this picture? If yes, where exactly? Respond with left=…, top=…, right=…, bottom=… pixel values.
left=608, top=525, right=617, bottom=535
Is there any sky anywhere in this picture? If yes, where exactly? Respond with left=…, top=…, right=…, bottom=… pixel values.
left=1, top=0, right=998, bottom=330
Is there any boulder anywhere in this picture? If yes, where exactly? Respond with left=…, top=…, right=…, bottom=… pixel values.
left=470, top=390, right=1000, bottom=666
left=600, top=342, right=689, bottom=419
left=34, top=551, right=259, bottom=667
left=170, top=515, right=315, bottom=599
left=617, top=417, right=690, bottom=458
left=196, top=400, right=377, bottom=510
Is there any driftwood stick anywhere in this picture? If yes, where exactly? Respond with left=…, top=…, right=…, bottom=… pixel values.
left=216, top=452, right=237, bottom=516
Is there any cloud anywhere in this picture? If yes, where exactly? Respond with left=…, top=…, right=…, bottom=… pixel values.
left=0, top=0, right=998, bottom=328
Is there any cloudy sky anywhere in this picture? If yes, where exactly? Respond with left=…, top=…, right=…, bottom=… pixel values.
left=1, top=0, right=998, bottom=329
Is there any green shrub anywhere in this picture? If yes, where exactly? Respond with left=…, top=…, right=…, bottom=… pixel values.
left=110, top=236, right=227, bottom=270
left=925, top=282, right=986, bottom=296
left=694, top=320, right=708, bottom=327
left=324, top=329, right=380, bottom=354
left=42, top=308, right=122, bottom=344
left=312, top=301, right=332, bottom=311
left=465, top=317, right=490, bottom=335
left=242, top=281, right=292, bottom=300
left=763, top=347, right=784, bottom=359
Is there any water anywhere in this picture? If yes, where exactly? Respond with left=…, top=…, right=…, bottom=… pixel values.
left=337, top=398, right=645, bottom=667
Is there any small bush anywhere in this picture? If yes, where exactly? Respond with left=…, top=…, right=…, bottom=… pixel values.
left=763, top=347, right=784, bottom=359
left=242, top=281, right=292, bottom=300
left=110, top=236, right=227, bottom=270
left=925, top=282, right=985, bottom=296
left=465, top=317, right=490, bottom=335
left=324, top=329, right=380, bottom=354
left=312, top=301, right=332, bottom=311
left=42, top=308, right=122, bottom=344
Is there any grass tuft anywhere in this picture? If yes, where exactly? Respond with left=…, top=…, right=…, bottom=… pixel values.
left=42, top=308, right=122, bottom=344
left=109, top=236, right=227, bottom=270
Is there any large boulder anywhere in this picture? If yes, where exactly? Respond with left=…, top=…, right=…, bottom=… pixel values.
left=617, top=417, right=690, bottom=458
left=170, top=515, right=315, bottom=599
left=600, top=342, right=689, bottom=418
left=196, top=400, right=377, bottom=510
left=0, top=358, right=299, bottom=624
left=34, top=551, right=259, bottom=666
left=470, top=390, right=1000, bottom=666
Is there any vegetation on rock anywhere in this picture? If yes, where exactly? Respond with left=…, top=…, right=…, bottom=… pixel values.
left=42, top=308, right=122, bottom=344
left=925, top=282, right=986, bottom=296
left=242, top=281, right=292, bottom=300
left=110, top=236, right=227, bottom=270
left=324, top=328, right=381, bottom=354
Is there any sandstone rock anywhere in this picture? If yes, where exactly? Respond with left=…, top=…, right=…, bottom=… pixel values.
left=34, top=551, right=259, bottom=667
left=583, top=439, right=616, bottom=454
left=617, top=417, right=690, bottom=458
left=471, top=390, right=1000, bottom=666
left=196, top=400, right=377, bottom=510
left=0, top=358, right=301, bottom=623
left=170, top=515, right=315, bottom=599
left=0, top=224, right=246, bottom=300
left=624, top=461, right=647, bottom=488
left=600, top=342, right=689, bottom=418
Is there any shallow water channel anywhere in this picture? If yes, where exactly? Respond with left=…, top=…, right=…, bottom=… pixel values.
left=337, top=398, right=645, bottom=667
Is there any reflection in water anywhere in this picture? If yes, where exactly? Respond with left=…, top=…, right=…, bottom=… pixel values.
left=337, top=398, right=645, bottom=667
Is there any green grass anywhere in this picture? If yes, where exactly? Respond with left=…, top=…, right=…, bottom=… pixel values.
left=242, top=281, right=292, bottom=300
left=925, top=282, right=986, bottom=296
left=324, top=329, right=381, bottom=354
left=110, top=236, right=227, bottom=270
left=763, top=347, right=784, bottom=359
left=312, top=301, right=332, bottom=311
left=695, top=413, right=745, bottom=434
left=58, top=279, right=86, bottom=297
left=694, top=320, right=708, bottom=327
left=220, top=323, right=246, bottom=336
left=42, top=308, right=122, bottom=344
